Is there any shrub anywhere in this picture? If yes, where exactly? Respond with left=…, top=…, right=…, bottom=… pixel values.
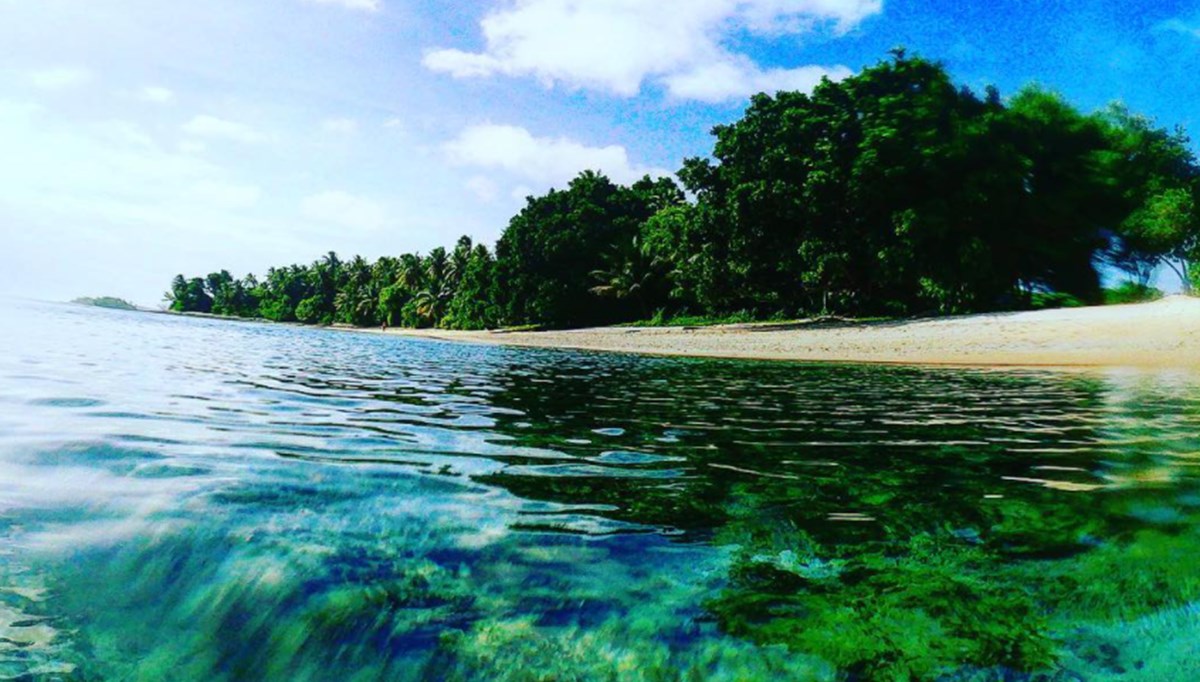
left=1030, top=292, right=1087, bottom=309
left=1103, top=282, right=1163, bottom=305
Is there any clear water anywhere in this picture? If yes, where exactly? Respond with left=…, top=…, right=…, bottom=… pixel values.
left=2, top=300, right=1199, bottom=681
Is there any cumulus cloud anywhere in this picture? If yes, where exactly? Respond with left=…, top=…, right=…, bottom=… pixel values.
left=29, top=67, right=90, bottom=91
left=444, top=124, right=669, bottom=190
left=465, top=175, right=500, bottom=202
left=138, top=86, right=175, bottom=104
left=0, top=102, right=263, bottom=240
left=181, top=115, right=265, bottom=144
left=664, top=59, right=853, bottom=102
left=300, top=190, right=386, bottom=230
left=303, top=0, right=381, bottom=11
left=423, top=0, right=878, bottom=100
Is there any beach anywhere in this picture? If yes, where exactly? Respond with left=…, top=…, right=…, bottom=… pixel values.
left=366, top=296, right=1200, bottom=368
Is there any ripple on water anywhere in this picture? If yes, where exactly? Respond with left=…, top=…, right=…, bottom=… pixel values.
left=26, top=397, right=105, bottom=408
left=506, top=463, right=687, bottom=480
left=4, top=301, right=1200, bottom=680
left=590, top=450, right=685, bottom=465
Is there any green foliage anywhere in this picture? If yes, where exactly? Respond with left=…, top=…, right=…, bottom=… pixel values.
left=1104, top=282, right=1164, bottom=305
left=294, top=296, right=324, bottom=324
left=678, top=57, right=1143, bottom=316
left=494, top=172, right=680, bottom=328
left=1100, top=105, right=1200, bottom=291
left=167, top=275, right=213, bottom=314
left=1030, top=291, right=1087, bottom=309
left=588, top=235, right=672, bottom=321
left=620, top=310, right=760, bottom=327
left=166, top=51, right=1199, bottom=330
left=443, top=243, right=502, bottom=330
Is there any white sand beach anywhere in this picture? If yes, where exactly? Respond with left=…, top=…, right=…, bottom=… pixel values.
left=366, top=296, right=1200, bottom=369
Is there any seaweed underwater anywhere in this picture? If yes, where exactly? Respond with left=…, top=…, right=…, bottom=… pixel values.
left=2, top=302, right=1200, bottom=680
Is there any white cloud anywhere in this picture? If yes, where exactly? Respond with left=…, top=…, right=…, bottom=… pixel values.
left=322, top=117, right=358, bottom=134
left=181, top=115, right=265, bottom=144
left=0, top=101, right=268, bottom=242
left=444, top=124, right=669, bottom=190
left=465, top=175, right=500, bottom=202
left=303, top=0, right=381, bottom=12
left=300, top=190, right=386, bottom=230
left=29, top=67, right=90, bottom=91
left=178, top=140, right=207, bottom=155
left=663, top=59, right=852, bottom=102
left=0, top=97, right=461, bottom=304
left=138, top=86, right=175, bottom=104
left=423, top=0, right=877, bottom=100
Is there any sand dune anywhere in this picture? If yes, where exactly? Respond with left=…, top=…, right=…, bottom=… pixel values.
left=367, top=296, right=1200, bottom=369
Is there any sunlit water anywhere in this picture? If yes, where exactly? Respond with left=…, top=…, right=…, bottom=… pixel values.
left=2, top=300, right=1199, bottom=680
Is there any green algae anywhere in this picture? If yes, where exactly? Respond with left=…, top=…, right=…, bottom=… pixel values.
left=427, top=617, right=834, bottom=682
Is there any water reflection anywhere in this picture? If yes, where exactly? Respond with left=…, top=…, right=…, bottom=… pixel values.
left=1, top=300, right=1199, bottom=680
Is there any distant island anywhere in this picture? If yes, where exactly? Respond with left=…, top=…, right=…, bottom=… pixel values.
left=72, top=296, right=138, bottom=311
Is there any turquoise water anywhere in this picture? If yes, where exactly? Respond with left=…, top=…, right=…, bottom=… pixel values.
left=2, top=300, right=1199, bottom=680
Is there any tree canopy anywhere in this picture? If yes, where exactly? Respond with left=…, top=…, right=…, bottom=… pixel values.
left=167, top=53, right=1200, bottom=328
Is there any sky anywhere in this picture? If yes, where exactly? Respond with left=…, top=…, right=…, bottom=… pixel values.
left=2, top=0, right=1199, bottom=306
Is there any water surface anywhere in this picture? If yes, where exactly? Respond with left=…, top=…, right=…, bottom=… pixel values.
left=2, top=300, right=1199, bottom=680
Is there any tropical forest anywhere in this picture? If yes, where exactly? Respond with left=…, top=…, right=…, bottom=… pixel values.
left=166, top=53, right=1200, bottom=329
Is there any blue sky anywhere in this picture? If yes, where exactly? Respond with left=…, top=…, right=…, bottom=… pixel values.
left=2, top=0, right=1198, bottom=305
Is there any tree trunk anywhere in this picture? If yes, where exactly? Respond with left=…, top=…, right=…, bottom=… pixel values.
left=1164, top=258, right=1191, bottom=294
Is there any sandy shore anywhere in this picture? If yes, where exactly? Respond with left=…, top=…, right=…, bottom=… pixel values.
left=361, top=296, right=1200, bottom=369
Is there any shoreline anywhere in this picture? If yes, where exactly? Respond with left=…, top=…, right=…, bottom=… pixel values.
left=356, top=296, right=1200, bottom=370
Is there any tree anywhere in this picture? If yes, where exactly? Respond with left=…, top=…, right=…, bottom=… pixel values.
left=257, top=265, right=312, bottom=322
left=165, top=274, right=187, bottom=310
left=1100, top=106, right=1200, bottom=291
left=677, top=54, right=1134, bottom=315
left=169, top=276, right=213, bottom=313
left=1119, top=187, right=1200, bottom=291
left=303, top=251, right=343, bottom=325
left=589, top=235, right=670, bottom=319
left=335, top=255, right=378, bottom=326
left=444, top=243, right=500, bottom=329
left=495, top=171, right=678, bottom=327
left=164, top=51, right=1200, bottom=331
left=679, top=54, right=988, bottom=314
left=409, top=248, right=454, bottom=326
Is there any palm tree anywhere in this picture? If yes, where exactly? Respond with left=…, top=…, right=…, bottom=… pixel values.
left=408, top=247, right=454, bottom=326
left=413, top=283, right=453, bottom=324
left=426, top=247, right=449, bottom=286
left=397, top=253, right=425, bottom=291
left=449, top=235, right=473, bottom=288
left=589, top=235, right=669, bottom=319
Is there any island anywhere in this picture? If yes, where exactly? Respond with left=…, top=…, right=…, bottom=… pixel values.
left=72, top=296, right=138, bottom=311
left=163, top=55, right=1198, bottom=362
